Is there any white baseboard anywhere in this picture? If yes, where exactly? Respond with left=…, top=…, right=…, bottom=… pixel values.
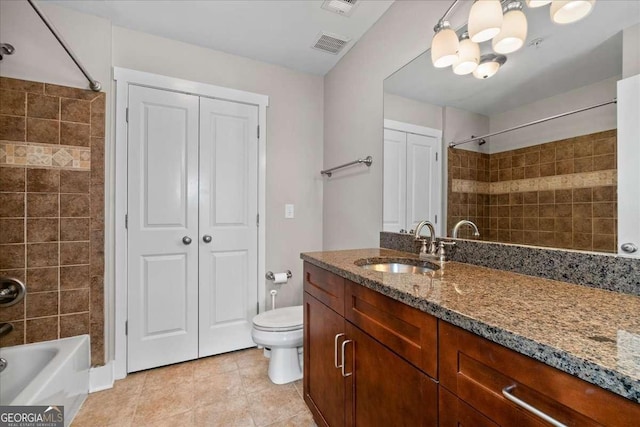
left=89, top=362, right=114, bottom=393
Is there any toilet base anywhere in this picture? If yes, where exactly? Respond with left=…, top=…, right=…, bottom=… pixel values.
left=267, top=346, right=302, bottom=384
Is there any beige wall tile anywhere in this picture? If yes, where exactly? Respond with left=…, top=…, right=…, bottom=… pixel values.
left=0, top=218, right=24, bottom=244
left=26, top=291, right=58, bottom=318
left=27, top=193, right=58, bottom=217
left=0, top=89, right=26, bottom=115
left=61, top=98, right=90, bottom=123
left=27, top=267, right=59, bottom=293
left=0, top=244, right=25, bottom=269
left=26, top=316, right=58, bottom=343
left=27, top=117, right=59, bottom=144
left=27, top=93, right=59, bottom=120
left=27, top=218, right=58, bottom=242
left=0, top=115, right=26, bottom=141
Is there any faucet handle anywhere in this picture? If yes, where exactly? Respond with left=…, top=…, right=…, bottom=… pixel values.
left=440, top=240, right=456, bottom=247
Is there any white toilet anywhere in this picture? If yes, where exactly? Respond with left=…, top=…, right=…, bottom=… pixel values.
left=251, top=305, right=303, bottom=384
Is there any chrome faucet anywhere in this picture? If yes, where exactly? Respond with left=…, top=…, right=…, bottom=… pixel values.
left=0, top=322, right=13, bottom=338
left=452, top=220, right=480, bottom=239
left=414, top=220, right=437, bottom=260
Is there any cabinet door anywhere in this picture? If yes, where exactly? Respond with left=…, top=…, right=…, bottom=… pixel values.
left=304, top=292, right=346, bottom=427
left=439, top=387, right=498, bottom=427
left=345, top=322, right=437, bottom=427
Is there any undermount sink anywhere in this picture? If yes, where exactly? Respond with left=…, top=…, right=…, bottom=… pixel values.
left=354, top=258, right=437, bottom=275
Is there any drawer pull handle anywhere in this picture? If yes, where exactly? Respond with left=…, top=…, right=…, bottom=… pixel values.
left=341, top=340, right=353, bottom=377
left=502, top=385, right=567, bottom=427
left=334, top=333, right=345, bottom=369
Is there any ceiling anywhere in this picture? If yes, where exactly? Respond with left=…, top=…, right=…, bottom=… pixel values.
left=385, top=1, right=640, bottom=115
left=49, top=0, right=394, bottom=76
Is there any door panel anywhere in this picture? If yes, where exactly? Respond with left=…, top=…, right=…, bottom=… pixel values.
left=127, top=85, right=199, bottom=372
left=383, top=129, right=407, bottom=232
left=407, top=133, right=440, bottom=233
left=198, top=97, right=258, bottom=357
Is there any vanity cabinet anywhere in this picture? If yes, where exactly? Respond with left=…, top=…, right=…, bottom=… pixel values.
left=439, top=322, right=640, bottom=427
left=303, top=262, right=438, bottom=427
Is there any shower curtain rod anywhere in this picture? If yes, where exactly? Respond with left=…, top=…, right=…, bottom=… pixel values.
left=27, top=0, right=101, bottom=92
left=449, top=99, right=617, bottom=148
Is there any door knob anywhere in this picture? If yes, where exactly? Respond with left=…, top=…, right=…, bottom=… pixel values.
left=621, top=243, right=638, bottom=253
left=182, top=236, right=192, bottom=245
left=202, top=235, right=212, bottom=243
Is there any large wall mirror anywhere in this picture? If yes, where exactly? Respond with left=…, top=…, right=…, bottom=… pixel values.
left=383, top=0, right=640, bottom=255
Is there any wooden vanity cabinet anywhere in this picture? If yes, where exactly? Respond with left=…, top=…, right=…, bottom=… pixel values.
left=439, top=322, right=640, bottom=427
left=303, top=262, right=438, bottom=427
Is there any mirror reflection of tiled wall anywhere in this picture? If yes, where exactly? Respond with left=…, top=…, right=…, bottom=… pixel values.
left=448, top=130, right=617, bottom=253
left=0, top=77, right=105, bottom=366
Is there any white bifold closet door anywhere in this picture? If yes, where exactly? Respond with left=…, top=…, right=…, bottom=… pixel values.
left=383, top=128, right=441, bottom=233
left=127, top=85, right=258, bottom=372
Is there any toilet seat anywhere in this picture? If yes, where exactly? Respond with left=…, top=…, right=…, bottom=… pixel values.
left=252, top=305, right=303, bottom=332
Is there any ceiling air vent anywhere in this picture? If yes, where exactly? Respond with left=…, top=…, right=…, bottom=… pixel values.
left=312, top=32, right=351, bottom=55
left=321, top=0, right=358, bottom=17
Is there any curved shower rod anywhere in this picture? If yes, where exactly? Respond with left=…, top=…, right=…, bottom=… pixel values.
left=27, top=0, right=101, bottom=92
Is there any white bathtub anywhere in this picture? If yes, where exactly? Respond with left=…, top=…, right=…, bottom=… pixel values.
left=0, top=335, right=90, bottom=426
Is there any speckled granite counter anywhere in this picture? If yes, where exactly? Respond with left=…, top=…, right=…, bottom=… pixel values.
left=300, top=248, right=640, bottom=403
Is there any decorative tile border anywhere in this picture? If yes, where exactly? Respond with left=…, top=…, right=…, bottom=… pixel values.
left=452, top=169, right=617, bottom=195
left=0, top=141, right=90, bottom=170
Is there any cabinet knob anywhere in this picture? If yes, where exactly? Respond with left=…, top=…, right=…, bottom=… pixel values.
left=621, top=243, right=638, bottom=253
left=182, top=236, right=192, bottom=245
left=202, top=235, right=212, bottom=243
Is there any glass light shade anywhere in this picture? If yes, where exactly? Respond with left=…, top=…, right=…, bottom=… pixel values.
left=525, top=0, right=552, bottom=7
left=453, top=38, right=480, bottom=75
left=431, top=27, right=459, bottom=68
left=473, top=60, right=500, bottom=79
left=550, top=0, right=595, bottom=24
left=492, top=9, right=528, bottom=54
left=468, top=0, right=504, bottom=43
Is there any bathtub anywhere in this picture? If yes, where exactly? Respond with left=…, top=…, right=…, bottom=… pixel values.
left=0, top=335, right=90, bottom=426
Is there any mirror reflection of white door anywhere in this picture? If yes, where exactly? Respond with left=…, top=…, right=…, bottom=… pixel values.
left=617, top=74, right=640, bottom=258
left=383, top=120, right=442, bottom=234
left=127, top=85, right=259, bottom=372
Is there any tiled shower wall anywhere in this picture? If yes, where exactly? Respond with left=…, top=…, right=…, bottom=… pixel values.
left=448, top=130, right=617, bottom=253
left=0, top=77, right=105, bottom=366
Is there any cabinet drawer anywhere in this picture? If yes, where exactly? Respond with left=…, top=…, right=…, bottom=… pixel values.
left=440, top=322, right=640, bottom=427
left=344, top=280, right=437, bottom=378
left=304, top=262, right=344, bottom=316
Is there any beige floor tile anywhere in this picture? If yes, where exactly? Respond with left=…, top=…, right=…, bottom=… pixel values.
left=132, top=382, right=194, bottom=425
left=135, top=409, right=194, bottom=427
left=247, top=385, right=307, bottom=427
left=71, top=394, right=137, bottom=427
left=293, top=379, right=303, bottom=399
left=235, top=348, right=268, bottom=369
left=194, top=396, right=255, bottom=427
left=265, top=410, right=316, bottom=427
left=239, top=364, right=293, bottom=395
left=193, top=370, right=244, bottom=408
left=191, top=351, right=239, bottom=378
left=143, top=361, right=195, bottom=390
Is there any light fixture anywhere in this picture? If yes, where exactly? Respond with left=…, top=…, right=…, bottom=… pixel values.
left=453, top=32, right=480, bottom=75
left=550, top=0, right=595, bottom=24
left=431, top=21, right=459, bottom=68
left=468, top=0, right=504, bottom=43
left=493, top=1, right=528, bottom=54
left=525, top=0, right=552, bottom=7
left=473, top=54, right=507, bottom=79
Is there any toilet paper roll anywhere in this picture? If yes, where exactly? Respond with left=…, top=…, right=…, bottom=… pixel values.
left=273, top=272, right=289, bottom=284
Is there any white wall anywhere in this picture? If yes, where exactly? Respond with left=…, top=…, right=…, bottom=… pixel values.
left=383, top=93, right=442, bottom=130
left=323, top=1, right=453, bottom=250
left=443, top=107, right=490, bottom=154
left=1, top=2, right=324, bottom=362
left=623, top=23, right=640, bottom=79
left=488, top=76, right=618, bottom=153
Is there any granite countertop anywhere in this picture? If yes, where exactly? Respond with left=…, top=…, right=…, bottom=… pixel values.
left=300, top=248, right=640, bottom=403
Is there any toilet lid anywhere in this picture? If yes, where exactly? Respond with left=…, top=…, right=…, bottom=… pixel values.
left=253, top=305, right=303, bottom=332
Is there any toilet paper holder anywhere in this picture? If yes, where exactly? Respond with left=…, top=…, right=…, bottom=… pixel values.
left=265, top=270, right=292, bottom=281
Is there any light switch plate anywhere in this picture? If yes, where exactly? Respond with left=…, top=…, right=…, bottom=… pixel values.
left=285, top=204, right=294, bottom=219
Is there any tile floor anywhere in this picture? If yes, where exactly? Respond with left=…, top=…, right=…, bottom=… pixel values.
left=72, top=348, right=316, bottom=427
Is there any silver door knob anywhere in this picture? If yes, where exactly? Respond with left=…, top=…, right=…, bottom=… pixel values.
left=202, top=235, right=212, bottom=243
left=182, top=236, right=192, bottom=245
left=621, top=243, right=638, bottom=253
